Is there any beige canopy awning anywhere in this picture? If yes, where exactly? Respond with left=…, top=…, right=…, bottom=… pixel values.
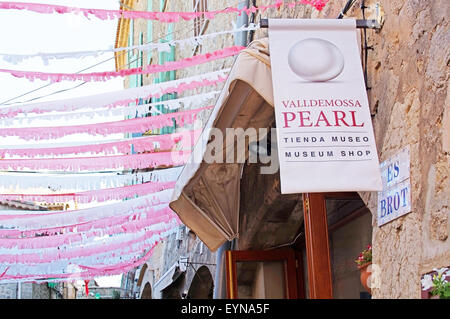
left=169, top=38, right=275, bottom=252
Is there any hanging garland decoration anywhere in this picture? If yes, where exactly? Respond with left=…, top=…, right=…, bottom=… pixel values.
left=0, top=191, right=176, bottom=237
left=0, top=187, right=183, bottom=281
left=0, top=204, right=173, bottom=241
left=0, top=68, right=229, bottom=118
left=0, top=205, right=176, bottom=247
left=0, top=92, right=220, bottom=127
left=0, top=150, right=192, bottom=171
left=0, top=223, right=180, bottom=282
left=0, top=238, right=164, bottom=283
left=0, top=25, right=259, bottom=65
left=0, top=45, right=244, bottom=83
left=0, top=1, right=329, bottom=21
left=0, top=80, right=212, bottom=282
left=0, top=230, right=171, bottom=273
left=0, top=180, right=176, bottom=204
left=0, top=129, right=200, bottom=158
left=0, top=206, right=175, bottom=249
left=0, top=106, right=212, bottom=141
left=0, top=209, right=175, bottom=253
left=0, top=166, right=184, bottom=191
left=0, top=203, right=181, bottom=278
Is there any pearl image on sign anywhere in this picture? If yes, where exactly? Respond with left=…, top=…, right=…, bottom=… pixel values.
left=287, top=38, right=345, bottom=82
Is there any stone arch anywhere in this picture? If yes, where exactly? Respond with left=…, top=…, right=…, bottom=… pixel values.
left=137, top=263, right=148, bottom=287
left=141, top=282, right=152, bottom=299
left=187, top=266, right=214, bottom=299
left=161, top=272, right=185, bottom=299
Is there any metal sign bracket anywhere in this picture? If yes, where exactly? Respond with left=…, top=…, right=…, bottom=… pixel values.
left=260, top=18, right=381, bottom=29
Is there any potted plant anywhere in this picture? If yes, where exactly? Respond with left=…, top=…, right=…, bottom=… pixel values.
left=421, top=268, right=450, bottom=299
left=355, top=244, right=372, bottom=294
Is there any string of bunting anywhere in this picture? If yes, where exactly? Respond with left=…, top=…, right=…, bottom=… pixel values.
left=0, top=68, right=229, bottom=118
left=0, top=226, right=174, bottom=269
left=0, top=239, right=167, bottom=283
left=0, top=130, right=200, bottom=158
left=0, top=180, right=176, bottom=204
left=0, top=166, right=184, bottom=191
left=0, top=24, right=259, bottom=65
left=0, top=1, right=328, bottom=21
left=0, top=222, right=180, bottom=282
left=0, top=46, right=244, bottom=83
left=0, top=92, right=220, bottom=126
left=0, top=207, right=175, bottom=248
left=0, top=106, right=212, bottom=140
left=0, top=194, right=175, bottom=236
left=0, top=150, right=192, bottom=171
left=0, top=206, right=176, bottom=249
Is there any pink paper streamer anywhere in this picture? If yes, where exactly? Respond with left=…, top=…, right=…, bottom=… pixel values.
left=0, top=46, right=244, bottom=83
left=0, top=240, right=159, bottom=282
left=0, top=180, right=175, bottom=204
left=0, top=219, right=180, bottom=264
left=0, top=216, right=182, bottom=281
left=0, top=107, right=210, bottom=140
left=0, top=206, right=176, bottom=249
left=0, top=214, right=177, bottom=258
left=0, top=267, right=9, bottom=279
left=0, top=202, right=173, bottom=238
left=0, top=1, right=327, bottom=22
left=0, top=150, right=191, bottom=171
left=0, top=129, right=200, bottom=158
left=0, top=71, right=227, bottom=119
left=0, top=223, right=173, bottom=271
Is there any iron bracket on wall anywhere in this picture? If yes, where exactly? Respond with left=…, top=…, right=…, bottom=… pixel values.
left=259, top=18, right=381, bottom=29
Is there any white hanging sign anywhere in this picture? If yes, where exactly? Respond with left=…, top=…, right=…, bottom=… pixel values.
left=268, top=19, right=382, bottom=193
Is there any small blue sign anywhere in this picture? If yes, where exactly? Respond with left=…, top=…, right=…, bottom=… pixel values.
left=378, top=146, right=411, bottom=226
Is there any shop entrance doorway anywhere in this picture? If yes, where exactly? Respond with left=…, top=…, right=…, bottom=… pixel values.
left=226, top=192, right=372, bottom=299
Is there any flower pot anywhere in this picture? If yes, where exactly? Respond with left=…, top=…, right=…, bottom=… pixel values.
left=359, top=262, right=372, bottom=295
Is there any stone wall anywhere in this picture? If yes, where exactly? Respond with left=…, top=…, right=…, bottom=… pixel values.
left=0, top=283, right=18, bottom=299
left=314, top=0, right=448, bottom=299
left=362, top=0, right=449, bottom=299
left=155, top=225, right=216, bottom=298
left=0, top=283, right=51, bottom=299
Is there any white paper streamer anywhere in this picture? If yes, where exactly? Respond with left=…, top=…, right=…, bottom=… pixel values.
left=0, top=226, right=179, bottom=283
left=0, top=91, right=220, bottom=127
left=0, top=24, right=259, bottom=65
left=0, top=68, right=230, bottom=118
left=0, top=216, right=171, bottom=255
left=0, top=166, right=183, bottom=191
left=0, top=189, right=174, bottom=229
